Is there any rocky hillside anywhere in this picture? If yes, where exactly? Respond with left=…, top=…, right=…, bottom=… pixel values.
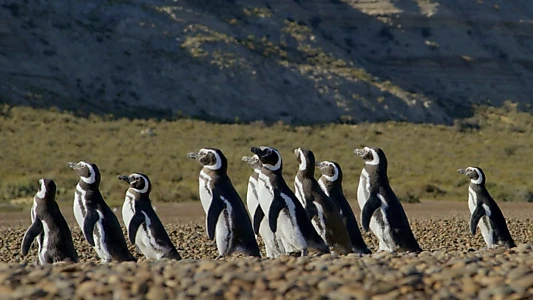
left=1, top=0, right=532, bottom=124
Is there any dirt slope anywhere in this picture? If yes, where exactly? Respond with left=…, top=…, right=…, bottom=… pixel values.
left=1, top=0, right=533, bottom=123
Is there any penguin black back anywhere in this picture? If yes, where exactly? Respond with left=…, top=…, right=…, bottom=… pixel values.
left=317, top=161, right=371, bottom=254
left=458, top=167, right=515, bottom=248
left=69, top=161, right=135, bottom=262
left=251, top=146, right=329, bottom=254
left=355, top=147, right=421, bottom=253
left=294, top=148, right=353, bottom=254
left=188, top=148, right=261, bottom=257
left=21, top=178, right=78, bottom=264
left=119, top=173, right=182, bottom=260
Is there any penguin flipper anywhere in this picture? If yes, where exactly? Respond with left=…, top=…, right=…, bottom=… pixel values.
left=206, top=198, right=225, bottom=241
left=253, top=207, right=265, bottom=235
left=21, top=219, right=43, bottom=256
left=361, top=194, right=381, bottom=232
left=268, top=198, right=288, bottom=233
left=470, top=205, right=486, bottom=235
left=83, top=210, right=100, bottom=247
left=128, top=212, right=145, bottom=244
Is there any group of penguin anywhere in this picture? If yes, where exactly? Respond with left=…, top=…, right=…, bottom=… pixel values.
left=21, top=145, right=516, bottom=265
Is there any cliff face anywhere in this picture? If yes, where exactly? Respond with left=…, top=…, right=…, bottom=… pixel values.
left=1, top=0, right=532, bottom=124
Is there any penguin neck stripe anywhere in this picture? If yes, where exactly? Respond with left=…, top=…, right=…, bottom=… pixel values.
left=36, top=179, right=46, bottom=199
left=80, top=164, right=96, bottom=184
left=298, top=149, right=307, bottom=171
left=204, top=150, right=222, bottom=170
left=365, top=149, right=380, bottom=165
left=263, top=149, right=282, bottom=171
left=471, top=169, right=483, bottom=184
left=323, top=163, right=339, bottom=182
left=131, top=175, right=149, bottom=194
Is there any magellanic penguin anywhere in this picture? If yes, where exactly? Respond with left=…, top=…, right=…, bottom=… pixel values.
left=68, top=161, right=135, bottom=262
left=242, top=155, right=285, bottom=258
left=21, top=178, right=79, bottom=265
left=316, top=160, right=372, bottom=254
left=457, top=167, right=516, bottom=249
left=250, top=146, right=329, bottom=256
left=187, top=148, right=261, bottom=258
left=354, top=147, right=422, bottom=253
left=118, top=173, right=182, bottom=260
left=293, top=148, right=353, bottom=255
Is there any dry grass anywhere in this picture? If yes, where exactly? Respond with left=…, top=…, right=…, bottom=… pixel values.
left=0, top=105, right=532, bottom=208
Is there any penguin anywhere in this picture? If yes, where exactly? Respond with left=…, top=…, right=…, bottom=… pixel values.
left=293, top=148, right=353, bottom=254
left=250, top=146, right=329, bottom=256
left=68, top=161, right=135, bottom=262
left=187, top=148, right=261, bottom=258
left=354, top=147, right=422, bottom=252
left=316, top=160, right=372, bottom=254
left=457, top=167, right=516, bottom=249
left=118, top=173, right=182, bottom=260
left=242, top=155, right=285, bottom=258
left=21, top=178, right=79, bottom=265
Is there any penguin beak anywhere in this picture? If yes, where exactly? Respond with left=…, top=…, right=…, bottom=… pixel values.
left=293, top=148, right=299, bottom=156
left=118, top=175, right=132, bottom=183
left=354, top=148, right=366, bottom=157
left=187, top=152, right=199, bottom=159
left=67, top=162, right=80, bottom=169
left=242, top=156, right=254, bottom=163
left=316, top=161, right=327, bottom=169
left=457, top=169, right=466, bottom=175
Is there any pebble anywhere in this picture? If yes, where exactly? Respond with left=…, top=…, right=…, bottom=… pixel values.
left=0, top=219, right=531, bottom=299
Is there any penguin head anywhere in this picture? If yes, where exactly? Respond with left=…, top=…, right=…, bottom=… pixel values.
left=294, top=147, right=315, bottom=176
left=457, top=167, right=485, bottom=185
left=67, top=161, right=101, bottom=185
left=118, top=173, right=152, bottom=195
left=354, top=146, right=388, bottom=170
left=34, top=178, right=56, bottom=202
left=250, top=146, right=282, bottom=171
left=187, top=148, right=227, bottom=172
left=242, top=155, right=262, bottom=170
left=316, top=161, right=343, bottom=183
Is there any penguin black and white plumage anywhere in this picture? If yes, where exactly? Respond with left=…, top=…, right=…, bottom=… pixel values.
left=354, top=147, right=422, bottom=253
left=187, top=148, right=261, bottom=258
left=119, top=173, right=182, bottom=260
left=250, top=146, right=329, bottom=256
left=68, top=161, right=135, bottom=262
left=457, top=167, right=516, bottom=249
left=242, top=155, right=285, bottom=258
left=21, top=178, right=78, bottom=265
left=316, top=160, right=372, bottom=254
left=293, top=148, right=353, bottom=255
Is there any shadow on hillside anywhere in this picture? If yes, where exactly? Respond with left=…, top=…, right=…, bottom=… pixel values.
left=2, top=0, right=532, bottom=124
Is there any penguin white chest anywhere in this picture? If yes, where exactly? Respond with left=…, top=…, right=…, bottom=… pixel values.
left=468, top=187, right=495, bottom=247
left=30, top=203, right=43, bottom=254
left=246, top=177, right=260, bottom=219
left=198, top=171, right=213, bottom=214
left=73, top=184, right=87, bottom=229
left=357, top=169, right=371, bottom=208
left=93, top=210, right=112, bottom=262
left=38, top=220, right=51, bottom=265
left=294, top=177, right=305, bottom=207
left=276, top=192, right=307, bottom=253
left=136, top=211, right=168, bottom=259
left=122, top=192, right=136, bottom=229
left=256, top=173, right=275, bottom=217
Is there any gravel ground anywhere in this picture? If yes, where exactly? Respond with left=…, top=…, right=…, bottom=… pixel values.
left=1, top=201, right=533, bottom=299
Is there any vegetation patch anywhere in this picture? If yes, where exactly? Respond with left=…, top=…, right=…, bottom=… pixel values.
left=0, top=105, right=532, bottom=208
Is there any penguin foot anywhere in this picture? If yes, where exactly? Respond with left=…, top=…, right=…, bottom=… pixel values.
left=300, top=249, right=308, bottom=257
